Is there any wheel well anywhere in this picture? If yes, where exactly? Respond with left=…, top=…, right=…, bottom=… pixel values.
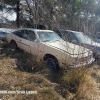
left=43, top=54, right=58, bottom=62
left=10, top=40, right=17, bottom=47
left=10, top=40, right=16, bottom=44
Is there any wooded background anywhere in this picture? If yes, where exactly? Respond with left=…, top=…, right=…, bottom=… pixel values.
left=0, top=0, right=100, bottom=34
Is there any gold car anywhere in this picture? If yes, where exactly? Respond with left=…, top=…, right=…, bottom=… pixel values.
left=7, top=28, right=95, bottom=70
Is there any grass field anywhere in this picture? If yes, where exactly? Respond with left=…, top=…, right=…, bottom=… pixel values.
left=0, top=41, right=100, bottom=100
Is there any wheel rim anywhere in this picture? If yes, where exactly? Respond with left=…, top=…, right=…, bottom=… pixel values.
left=46, top=58, right=57, bottom=70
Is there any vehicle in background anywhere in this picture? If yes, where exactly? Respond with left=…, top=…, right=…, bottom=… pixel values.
left=92, top=38, right=100, bottom=43
left=90, top=32, right=100, bottom=43
left=0, top=28, right=15, bottom=41
left=54, top=29, right=100, bottom=58
left=7, top=28, right=95, bottom=69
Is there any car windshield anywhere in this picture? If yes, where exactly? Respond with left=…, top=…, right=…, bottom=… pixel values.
left=62, top=31, right=77, bottom=42
left=37, top=31, right=63, bottom=42
left=74, top=32, right=92, bottom=44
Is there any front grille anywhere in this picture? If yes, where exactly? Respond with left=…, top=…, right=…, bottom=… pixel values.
left=78, top=55, right=92, bottom=64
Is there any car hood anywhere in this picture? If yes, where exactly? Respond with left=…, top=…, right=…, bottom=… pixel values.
left=82, top=41, right=100, bottom=55
left=42, top=40, right=91, bottom=57
left=80, top=38, right=100, bottom=47
left=92, top=42, right=100, bottom=47
left=84, top=40, right=100, bottom=49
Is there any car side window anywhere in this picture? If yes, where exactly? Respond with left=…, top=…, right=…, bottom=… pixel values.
left=25, top=30, right=36, bottom=42
left=21, top=31, right=28, bottom=39
left=13, top=30, right=23, bottom=38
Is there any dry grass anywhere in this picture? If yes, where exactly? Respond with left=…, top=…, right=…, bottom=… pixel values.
left=73, top=64, right=100, bottom=100
left=0, top=41, right=64, bottom=100
left=0, top=41, right=100, bottom=100
left=61, top=68, right=86, bottom=91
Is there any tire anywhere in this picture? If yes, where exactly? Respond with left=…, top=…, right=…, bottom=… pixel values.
left=10, top=41, right=17, bottom=50
left=46, top=57, right=59, bottom=70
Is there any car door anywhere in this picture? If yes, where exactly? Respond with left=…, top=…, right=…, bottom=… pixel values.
left=12, top=30, right=23, bottom=49
left=25, top=30, right=39, bottom=56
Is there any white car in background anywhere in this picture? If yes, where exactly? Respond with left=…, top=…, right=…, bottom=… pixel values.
left=7, top=28, right=95, bottom=70
left=0, top=28, right=15, bottom=41
left=91, top=32, right=100, bottom=43
left=54, top=29, right=100, bottom=58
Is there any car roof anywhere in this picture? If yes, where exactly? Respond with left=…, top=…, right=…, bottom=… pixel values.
left=58, top=29, right=82, bottom=34
left=14, top=28, right=54, bottom=33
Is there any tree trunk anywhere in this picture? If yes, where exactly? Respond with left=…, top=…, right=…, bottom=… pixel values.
left=16, top=0, right=20, bottom=28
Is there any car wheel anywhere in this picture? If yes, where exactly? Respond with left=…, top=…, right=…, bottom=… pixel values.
left=10, top=41, right=17, bottom=50
left=46, top=58, right=59, bottom=70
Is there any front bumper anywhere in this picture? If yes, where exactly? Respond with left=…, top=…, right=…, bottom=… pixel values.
left=68, top=57, right=95, bottom=68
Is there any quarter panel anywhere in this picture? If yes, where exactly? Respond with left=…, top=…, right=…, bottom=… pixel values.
left=38, top=43, right=72, bottom=67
